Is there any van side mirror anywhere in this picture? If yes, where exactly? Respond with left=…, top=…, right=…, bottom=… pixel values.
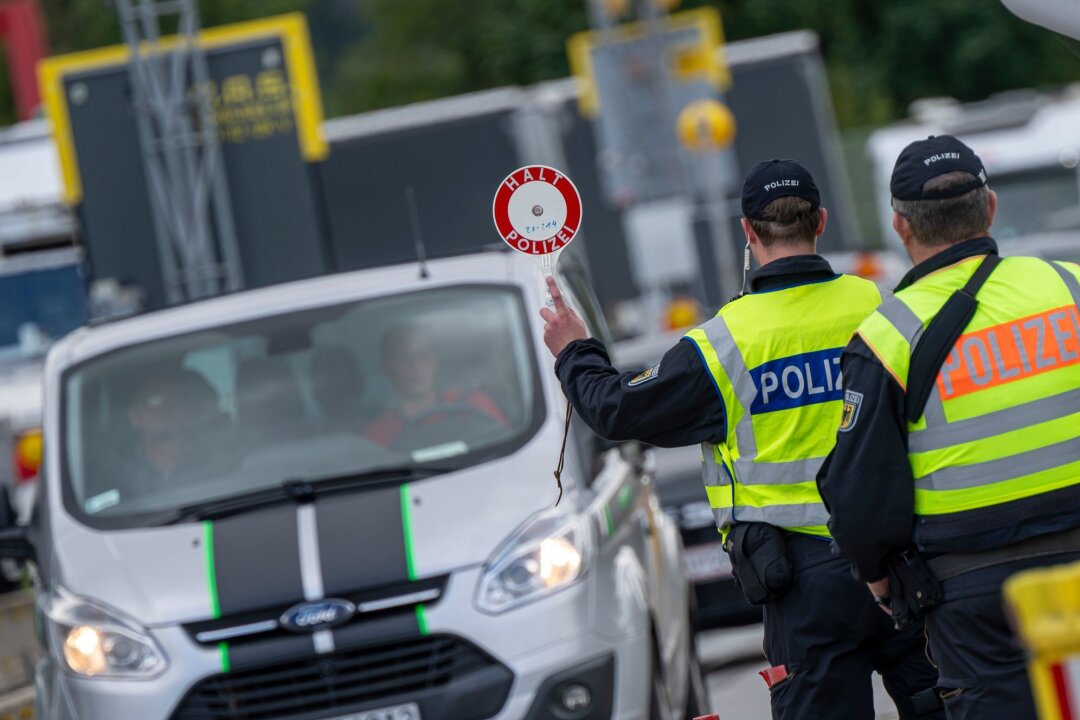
left=0, top=487, right=32, bottom=561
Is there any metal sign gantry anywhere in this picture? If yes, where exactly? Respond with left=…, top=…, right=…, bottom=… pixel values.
left=114, top=0, right=243, bottom=304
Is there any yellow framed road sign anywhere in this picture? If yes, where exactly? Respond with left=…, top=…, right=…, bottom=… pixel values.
left=38, top=12, right=327, bottom=205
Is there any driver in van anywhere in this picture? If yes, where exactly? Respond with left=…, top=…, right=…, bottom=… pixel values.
left=124, top=366, right=225, bottom=485
left=365, top=323, right=507, bottom=447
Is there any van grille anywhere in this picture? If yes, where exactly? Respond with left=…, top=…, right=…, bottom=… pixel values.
left=171, top=635, right=503, bottom=720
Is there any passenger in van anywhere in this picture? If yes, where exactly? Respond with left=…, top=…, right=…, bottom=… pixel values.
left=124, top=366, right=228, bottom=487
left=366, top=323, right=507, bottom=447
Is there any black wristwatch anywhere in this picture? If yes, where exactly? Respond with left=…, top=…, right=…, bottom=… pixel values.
left=873, top=594, right=893, bottom=609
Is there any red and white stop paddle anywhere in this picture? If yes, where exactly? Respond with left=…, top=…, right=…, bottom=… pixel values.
left=493, top=165, right=583, bottom=306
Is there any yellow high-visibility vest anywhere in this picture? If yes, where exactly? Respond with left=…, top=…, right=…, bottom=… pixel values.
left=856, top=255, right=1080, bottom=549
left=685, top=274, right=881, bottom=538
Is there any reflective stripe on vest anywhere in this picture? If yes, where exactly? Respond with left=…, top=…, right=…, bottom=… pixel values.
left=855, top=256, right=1080, bottom=525
left=686, top=274, right=882, bottom=537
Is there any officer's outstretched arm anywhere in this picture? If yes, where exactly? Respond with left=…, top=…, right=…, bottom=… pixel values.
left=540, top=277, right=724, bottom=447
left=554, top=337, right=725, bottom=448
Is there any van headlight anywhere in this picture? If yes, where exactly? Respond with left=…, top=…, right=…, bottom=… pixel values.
left=475, top=513, right=593, bottom=614
left=45, top=587, right=167, bottom=678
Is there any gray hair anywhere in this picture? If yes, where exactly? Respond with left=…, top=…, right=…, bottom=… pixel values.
left=891, top=171, right=991, bottom=247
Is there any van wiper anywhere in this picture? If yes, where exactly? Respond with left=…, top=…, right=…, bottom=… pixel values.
left=159, top=465, right=454, bottom=525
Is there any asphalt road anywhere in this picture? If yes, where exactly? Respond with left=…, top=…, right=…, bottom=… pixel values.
left=699, top=624, right=901, bottom=720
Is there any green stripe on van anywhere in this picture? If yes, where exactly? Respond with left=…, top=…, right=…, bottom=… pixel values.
left=415, top=604, right=429, bottom=636
left=219, top=642, right=231, bottom=673
left=203, top=521, right=221, bottom=619
left=400, top=485, right=418, bottom=581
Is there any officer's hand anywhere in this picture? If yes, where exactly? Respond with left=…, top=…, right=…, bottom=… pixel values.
left=867, top=578, right=892, bottom=616
left=540, top=276, right=587, bottom=358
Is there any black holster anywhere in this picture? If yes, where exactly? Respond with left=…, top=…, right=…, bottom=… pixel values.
left=886, top=546, right=943, bottom=630
left=724, top=522, right=793, bottom=605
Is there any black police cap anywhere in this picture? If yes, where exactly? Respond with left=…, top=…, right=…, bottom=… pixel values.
left=890, top=135, right=988, bottom=201
left=741, top=159, right=821, bottom=221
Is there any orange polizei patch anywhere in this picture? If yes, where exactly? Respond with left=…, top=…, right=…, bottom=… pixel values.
left=937, top=305, right=1080, bottom=400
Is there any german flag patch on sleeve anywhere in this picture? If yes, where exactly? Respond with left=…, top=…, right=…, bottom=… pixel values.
left=839, top=389, right=863, bottom=432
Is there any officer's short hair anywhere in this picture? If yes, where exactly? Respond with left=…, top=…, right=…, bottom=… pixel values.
left=891, top=171, right=991, bottom=247
left=747, top=196, right=818, bottom=247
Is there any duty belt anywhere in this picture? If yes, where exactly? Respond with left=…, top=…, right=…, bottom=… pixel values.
left=928, top=526, right=1080, bottom=582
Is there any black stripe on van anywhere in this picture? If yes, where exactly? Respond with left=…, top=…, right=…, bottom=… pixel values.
left=316, top=486, right=411, bottom=595
left=212, top=504, right=304, bottom=616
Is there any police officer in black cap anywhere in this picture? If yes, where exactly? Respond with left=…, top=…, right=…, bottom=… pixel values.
left=543, top=159, right=944, bottom=719
left=819, top=135, right=1080, bottom=718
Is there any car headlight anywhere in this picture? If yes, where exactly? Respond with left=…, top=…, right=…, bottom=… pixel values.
left=44, top=587, right=167, bottom=678
left=475, top=512, right=594, bottom=614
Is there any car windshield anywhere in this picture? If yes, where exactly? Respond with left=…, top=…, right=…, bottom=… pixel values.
left=991, top=166, right=1080, bottom=240
left=62, top=284, right=543, bottom=528
left=0, top=262, right=86, bottom=363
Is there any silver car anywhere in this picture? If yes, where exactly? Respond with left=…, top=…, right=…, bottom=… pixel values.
left=0, top=249, right=705, bottom=720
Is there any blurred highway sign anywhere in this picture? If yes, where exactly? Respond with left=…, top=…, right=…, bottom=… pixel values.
left=37, top=13, right=330, bottom=311
left=566, top=7, right=734, bottom=205
left=568, top=8, right=729, bottom=119
left=493, top=165, right=582, bottom=255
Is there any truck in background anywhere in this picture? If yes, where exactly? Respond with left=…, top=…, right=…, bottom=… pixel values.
left=867, top=87, right=1080, bottom=264
left=20, top=30, right=885, bottom=349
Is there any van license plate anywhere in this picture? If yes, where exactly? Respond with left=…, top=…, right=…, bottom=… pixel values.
left=324, top=703, right=421, bottom=720
left=684, top=542, right=731, bottom=582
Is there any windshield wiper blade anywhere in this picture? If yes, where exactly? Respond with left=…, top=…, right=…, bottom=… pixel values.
left=162, top=485, right=293, bottom=525
left=283, top=465, right=456, bottom=498
left=160, top=465, right=455, bottom=525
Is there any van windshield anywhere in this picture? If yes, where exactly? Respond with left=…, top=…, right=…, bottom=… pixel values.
left=62, top=285, right=543, bottom=527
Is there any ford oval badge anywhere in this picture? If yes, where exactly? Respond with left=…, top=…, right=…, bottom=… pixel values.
left=280, top=599, right=356, bottom=633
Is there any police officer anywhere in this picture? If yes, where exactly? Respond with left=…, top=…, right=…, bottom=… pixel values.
left=542, top=159, right=943, bottom=720
left=818, top=135, right=1080, bottom=718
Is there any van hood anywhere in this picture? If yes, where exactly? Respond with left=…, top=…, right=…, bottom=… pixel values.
left=53, top=451, right=563, bottom=627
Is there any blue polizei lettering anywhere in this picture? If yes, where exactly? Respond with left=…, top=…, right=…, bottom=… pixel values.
left=750, top=347, right=845, bottom=414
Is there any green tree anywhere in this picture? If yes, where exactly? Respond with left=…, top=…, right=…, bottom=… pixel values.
left=325, top=0, right=1080, bottom=126
left=38, top=0, right=312, bottom=54
left=702, top=0, right=1080, bottom=126
left=13, top=0, right=1080, bottom=129
left=326, top=0, right=587, bottom=116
